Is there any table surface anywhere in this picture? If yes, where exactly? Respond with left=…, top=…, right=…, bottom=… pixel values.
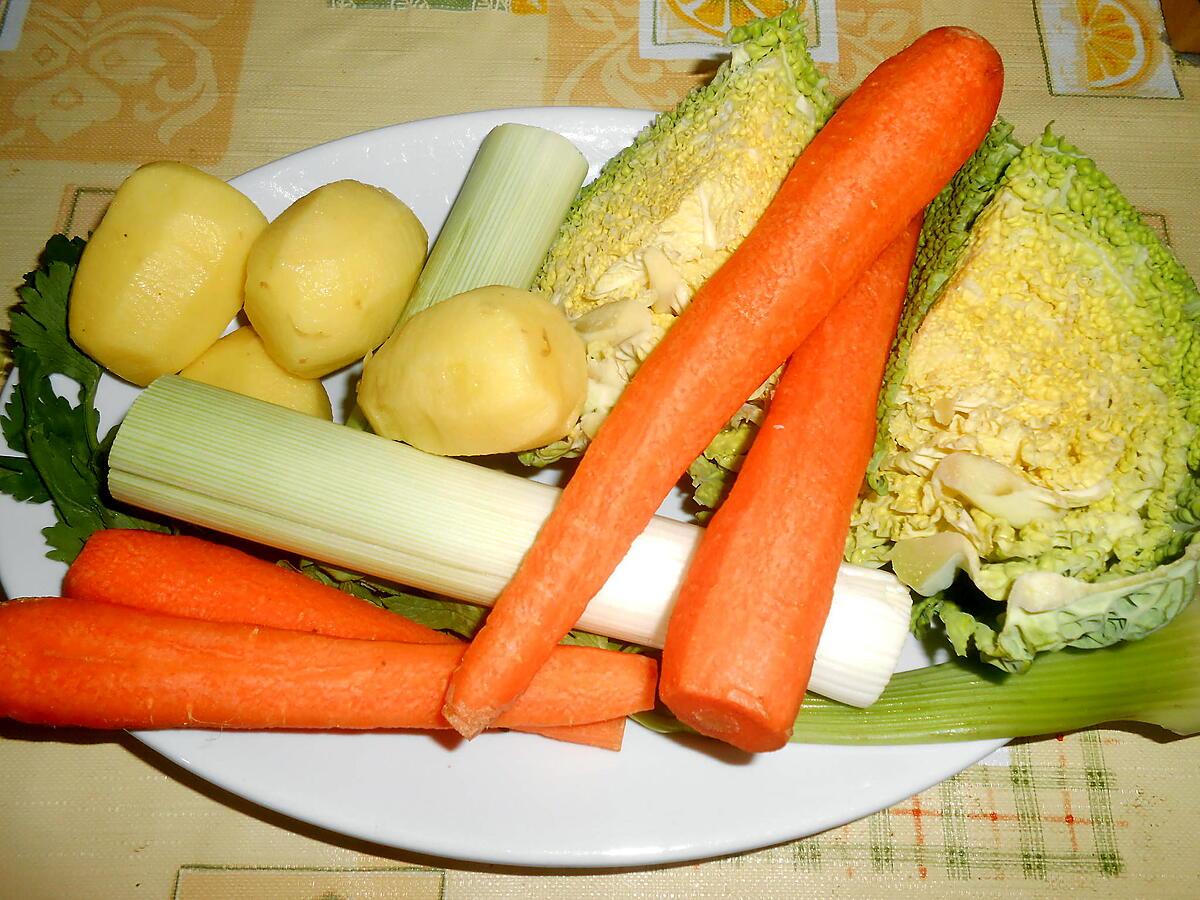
left=1, top=1, right=1198, bottom=897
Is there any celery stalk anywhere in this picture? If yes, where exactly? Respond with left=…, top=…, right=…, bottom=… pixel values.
left=637, top=599, right=1200, bottom=743
left=399, top=123, right=588, bottom=324
left=108, top=376, right=913, bottom=708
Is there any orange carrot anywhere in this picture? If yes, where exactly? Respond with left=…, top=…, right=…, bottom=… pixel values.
left=522, top=717, right=627, bottom=752
left=0, top=598, right=657, bottom=732
left=659, top=218, right=922, bottom=752
left=64, top=529, right=458, bottom=644
left=443, top=27, right=1003, bottom=738
left=63, top=533, right=627, bottom=748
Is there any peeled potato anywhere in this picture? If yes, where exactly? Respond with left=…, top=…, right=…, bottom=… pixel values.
left=68, top=161, right=267, bottom=386
left=179, top=327, right=332, bottom=419
left=358, top=286, right=586, bottom=456
left=243, top=180, right=427, bottom=378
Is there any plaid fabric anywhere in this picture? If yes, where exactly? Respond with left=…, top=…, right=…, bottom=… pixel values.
left=765, top=734, right=1123, bottom=880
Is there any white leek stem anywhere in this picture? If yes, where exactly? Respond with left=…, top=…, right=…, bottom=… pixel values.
left=400, top=123, right=588, bottom=323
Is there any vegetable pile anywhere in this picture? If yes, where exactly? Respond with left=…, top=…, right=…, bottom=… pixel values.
left=442, top=24, right=1003, bottom=741
left=1, top=9, right=1198, bottom=757
left=104, top=373, right=912, bottom=708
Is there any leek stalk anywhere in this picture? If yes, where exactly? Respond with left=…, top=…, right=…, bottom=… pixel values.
left=399, top=123, right=588, bottom=324
left=108, top=376, right=913, bottom=707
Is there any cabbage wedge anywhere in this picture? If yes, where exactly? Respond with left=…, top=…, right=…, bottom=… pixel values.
left=847, top=123, right=1200, bottom=671
left=520, top=10, right=831, bottom=467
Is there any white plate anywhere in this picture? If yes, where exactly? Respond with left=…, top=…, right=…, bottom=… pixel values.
left=0, top=107, right=1005, bottom=867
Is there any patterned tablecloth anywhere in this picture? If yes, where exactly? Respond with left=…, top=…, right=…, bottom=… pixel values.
left=1, top=1, right=1198, bottom=897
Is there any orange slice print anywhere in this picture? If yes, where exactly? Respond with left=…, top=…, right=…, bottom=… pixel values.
left=1074, top=0, right=1152, bottom=88
left=665, top=0, right=794, bottom=37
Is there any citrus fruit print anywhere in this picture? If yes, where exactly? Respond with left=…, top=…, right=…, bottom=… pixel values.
left=1034, top=0, right=1179, bottom=98
left=664, top=0, right=792, bottom=37
left=1075, top=0, right=1151, bottom=89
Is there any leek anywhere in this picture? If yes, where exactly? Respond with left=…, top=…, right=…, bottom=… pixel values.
left=108, top=376, right=913, bottom=707
left=637, top=599, right=1200, bottom=743
left=399, top=123, right=588, bottom=324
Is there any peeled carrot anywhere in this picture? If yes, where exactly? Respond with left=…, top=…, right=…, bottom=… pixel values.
left=62, top=531, right=627, bottom=748
left=0, top=598, right=657, bottom=732
left=64, top=529, right=457, bottom=644
left=659, top=218, right=922, bottom=752
left=522, top=718, right=627, bottom=752
left=443, top=27, right=1003, bottom=738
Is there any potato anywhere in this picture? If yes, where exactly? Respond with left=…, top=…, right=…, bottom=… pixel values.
left=68, top=161, right=268, bottom=386
left=358, top=286, right=586, bottom=456
left=178, top=327, right=333, bottom=419
left=243, top=180, right=427, bottom=379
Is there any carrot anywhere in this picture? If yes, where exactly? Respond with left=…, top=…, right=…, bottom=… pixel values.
left=521, top=717, right=627, bottom=752
left=64, top=529, right=457, bottom=644
left=62, top=532, right=628, bottom=748
left=443, top=27, right=1003, bottom=738
left=0, top=598, right=657, bottom=733
left=659, top=218, right=923, bottom=752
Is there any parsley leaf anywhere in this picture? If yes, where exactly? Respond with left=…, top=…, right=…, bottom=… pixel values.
left=12, top=237, right=96, bottom=388
left=289, top=560, right=489, bottom=638
left=559, top=629, right=645, bottom=653
left=0, top=392, right=44, bottom=502
left=1, top=235, right=171, bottom=563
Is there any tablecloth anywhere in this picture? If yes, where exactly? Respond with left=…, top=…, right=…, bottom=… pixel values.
left=1, top=1, right=1198, bottom=896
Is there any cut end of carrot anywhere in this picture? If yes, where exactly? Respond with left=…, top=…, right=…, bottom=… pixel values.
left=661, top=687, right=791, bottom=754
left=442, top=694, right=495, bottom=740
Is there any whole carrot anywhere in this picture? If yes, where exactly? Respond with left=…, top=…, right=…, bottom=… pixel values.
left=64, top=529, right=458, bottom=644
left=443, top=27, right=1003, bottom=738
left=64, top=531, right=627, bottom=749
left=0, top=598, right=657, bottom=731
left=659, top=218, right=922, bottom=752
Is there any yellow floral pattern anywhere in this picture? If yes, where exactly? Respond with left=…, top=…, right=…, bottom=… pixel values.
left=824, top=0, right=921, bottom=97
left=547, top=1, right=710, bottom=108
left=0, top=1, right=252, bottom=162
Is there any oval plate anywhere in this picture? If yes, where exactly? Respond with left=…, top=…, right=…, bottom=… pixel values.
left=0, top=106, right=1004, bottom=868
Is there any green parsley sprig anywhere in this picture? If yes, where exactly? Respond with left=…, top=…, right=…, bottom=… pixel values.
left=1, top=236, right=169, bottom=563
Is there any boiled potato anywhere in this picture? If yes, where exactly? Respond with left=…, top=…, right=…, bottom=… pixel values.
left=243, top=180, right=427, bottom=378
left=179, top=327, right=332, bottom=419
left=68, top=161, right=268, bottom=386
left=358, top=286, right=586, bottom=456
